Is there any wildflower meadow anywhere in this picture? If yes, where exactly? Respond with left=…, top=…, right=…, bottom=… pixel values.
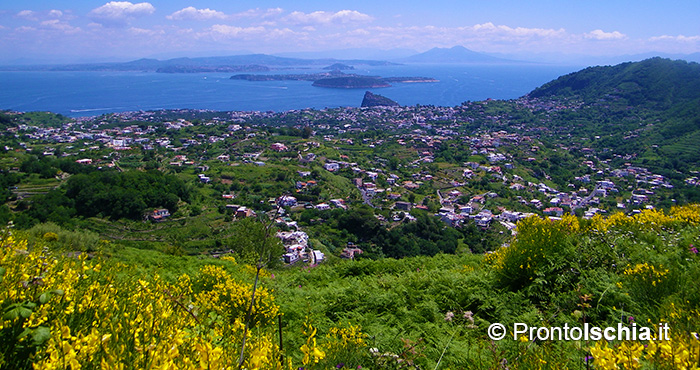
left=1, top=205, right=700, bottom=369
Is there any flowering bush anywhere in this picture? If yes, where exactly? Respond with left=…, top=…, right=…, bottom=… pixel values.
left=487, top=215, right=578, bottom=292
left=0, top=233, right=368, bottom=370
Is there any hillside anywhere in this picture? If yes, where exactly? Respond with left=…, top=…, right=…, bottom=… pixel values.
left=524, top=58, right=700, bottom=170
left=528, top=57, right=700, bottom=108
left=4, top=205, right=700, bottom=369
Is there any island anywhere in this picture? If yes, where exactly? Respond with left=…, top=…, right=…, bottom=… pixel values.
left=230, top=70, right=350, bottom=82
left=313, top=76, right=390, bottom=89
left=230, top=70, right=438, bottom=89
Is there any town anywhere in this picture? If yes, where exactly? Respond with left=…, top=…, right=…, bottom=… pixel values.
left=1, top=90, right=695, bottom=263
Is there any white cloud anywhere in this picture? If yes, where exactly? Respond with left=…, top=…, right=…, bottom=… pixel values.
left=584, top=29, right=627, bottom=40
left=48, top=10, right=63, bottom=19
left=208, top=24, right=266, bottom=38
left=470, top=22, right=567, bottom=39
left=40, top=19, right=80, bottom=33
left=284, top=10, right=373, bottom=25
left=128, top=27, right=164, bottom=36
left=336, top=23, right=568, bottom=52
left=232, top=8, right=284, bottom=19
left=15, top=26, right=37, bottom=32
left=17, top=10, right=38, bottom=21
left=347, top=28, right=370, bottom=36
left=89, top=1, right=155, bottom=26
left=167, top=7, right=227, bottom=21
left=649, top=34, right=700, bottom=43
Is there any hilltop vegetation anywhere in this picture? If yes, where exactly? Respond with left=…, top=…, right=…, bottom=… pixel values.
left=526, top=58, right=700, bottom=170
left=530, top=58, right=700, bottom=108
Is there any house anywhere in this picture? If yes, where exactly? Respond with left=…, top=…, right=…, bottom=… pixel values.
left=283, top=253, right=300, bottom=264
left=299, top=153, right=316, bottom=163
left=148, top=208, right=170, bottom=221
left=471, top=195, right=485, bottom=204
left=235, top=207, right=256, bottom=218
left=217, top=154, right=230, bottom=162
left=316, top=203, right=331, bottom=210
left=198, top=174, right=211, bottom=183
left=499, top=210, right=520, bottom=222
left=277, top=195, right=298, bottom=207
left=475, top=217, right=492, bottom=228
left=323, top=162, right=340, bottom=172
left=341, top=246, right=363, bottom=260
left=403, top=182, right=419, bottom=190
left=459, top=205, right=473, bottom=215
left=395, top=201, right=412, bottom=211
left=312, top=250, right=325, bottom=263
left=270, top=143, right=288, bottom=152
left=543, top=207, right=564, bottom=217
left=277, top=231, right=309, bottom=246
left=75, top=158, right=92, bottom=164
left=441, top=213, right=464, bottom=227
left=330, top=199, right=347, bottom=209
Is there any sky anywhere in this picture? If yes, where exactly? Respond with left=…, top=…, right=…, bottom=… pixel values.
left=1, top=0, right=699, bottom=63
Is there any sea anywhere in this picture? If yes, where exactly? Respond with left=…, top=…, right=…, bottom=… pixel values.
left=0, top=64, right=583, bottom=117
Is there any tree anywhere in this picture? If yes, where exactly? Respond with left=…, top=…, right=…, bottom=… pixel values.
left=302, top=126, right=313, bottom=139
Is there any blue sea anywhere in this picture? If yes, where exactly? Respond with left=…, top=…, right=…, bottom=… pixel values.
left=0, top=64, right=582, bottom=117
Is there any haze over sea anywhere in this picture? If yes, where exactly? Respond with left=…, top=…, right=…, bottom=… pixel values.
left=0, top=64, right=581, bottom=117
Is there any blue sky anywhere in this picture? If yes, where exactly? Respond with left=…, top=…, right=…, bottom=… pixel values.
left=1, top=0, right=699, bottom=63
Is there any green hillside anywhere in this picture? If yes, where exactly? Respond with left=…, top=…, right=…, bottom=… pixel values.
left=524, top=58, right=700, bottom=170
left=529, top=57, right=700, bottom=108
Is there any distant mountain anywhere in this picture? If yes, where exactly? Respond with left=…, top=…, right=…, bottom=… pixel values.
left=44, top=54, right=317, bottom=71
left=398, top=46, right=519, bottom=64
left=0, top=54, right=398, bottom=72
